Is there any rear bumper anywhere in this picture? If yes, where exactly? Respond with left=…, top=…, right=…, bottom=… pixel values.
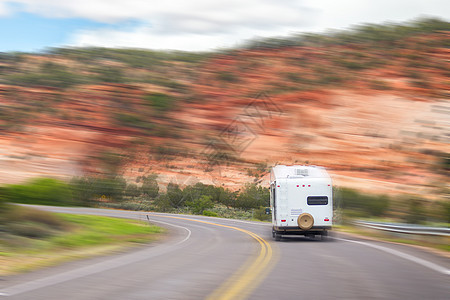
left=273, top=226, right=332, bottom=234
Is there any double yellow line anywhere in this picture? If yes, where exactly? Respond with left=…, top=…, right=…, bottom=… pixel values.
left=150, top=215, right=275, bottom=300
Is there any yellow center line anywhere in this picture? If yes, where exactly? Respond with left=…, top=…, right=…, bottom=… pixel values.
left=146, top=214, right=276, bottom=300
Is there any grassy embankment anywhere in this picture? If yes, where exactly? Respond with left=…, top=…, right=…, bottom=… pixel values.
left=0, top=205, right=163, bottom=276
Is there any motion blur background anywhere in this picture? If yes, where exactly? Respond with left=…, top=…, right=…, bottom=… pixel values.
left=0, top=0, right=449, bottom=240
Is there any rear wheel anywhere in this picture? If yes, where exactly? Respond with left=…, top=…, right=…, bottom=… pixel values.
left=275, top=232, right=282, bottom=241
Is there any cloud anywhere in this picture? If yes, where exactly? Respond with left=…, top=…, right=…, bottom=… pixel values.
left=0, top=1, right=13, bottom=16
left=3, top=0, right=320, bottom=50
left=8, top=0, right=317, bottom=26
left=1, top=0, right=449, bottom=51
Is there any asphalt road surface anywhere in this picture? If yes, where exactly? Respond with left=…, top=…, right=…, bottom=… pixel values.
left=1, top=206, right=449, bottom=299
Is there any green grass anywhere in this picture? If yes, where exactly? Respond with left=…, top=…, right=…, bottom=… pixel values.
left=0, top=206, right=164, bottom=275
left=51, top=214, right=161, bottom=247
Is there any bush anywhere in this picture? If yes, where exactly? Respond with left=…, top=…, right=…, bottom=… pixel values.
left=8, top=222, right=56, bottom=238
left=186, top=195, right=214, bottom=214
left=439, top=201, right=450, bottom=223
left=94, top=176, right=127, bottom=202
left=0, top=186, right=7, bottom=209
left=202, top=210, right=218, bottom=217
left=438, top=154, right=450, bottom=173
left=6, top=62, right=82, bottom=88
left=217, top=71, right=239, bottom=83
left=335, top=187, right=390, bottom=217
left=166, top=183, right=184, bottom=208
left=154, top=194, right=172, bottom=212
left=70, top=176, right=98, bottom=206
left=144, top=93, right=175, bottom=113
left=405, top=197, right=427, bottom=224
left=95, top=66, right=124, bottom=83
left=366, top=195, right=390, bottom=217
left=141, top=174, right=159, bottom=198
left=125, top=183, right=141, bottom=198
left=2, top=178, right=73, bottom=206
left=70, top=176, right=126, bottom=204
left=253, top=207, right=271, bottom=221
left=216, top=187, right=237, bottom=208
left=1, top=205, right=68, bottom=238
left=235, top=184, right=269, bottom=209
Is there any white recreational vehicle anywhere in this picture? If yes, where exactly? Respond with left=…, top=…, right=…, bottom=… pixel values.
left=270, top=165, right=333, bottom=240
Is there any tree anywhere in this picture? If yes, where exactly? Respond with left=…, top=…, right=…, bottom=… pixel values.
left=166, top=182, right=184, bottom=208
left=125, top=183, right=141, bottom=198
left=235, top=183, right=269, bottom=209
left=141, top=174, right=159, bottom=198
left=186, top=195, right=214, bottom=214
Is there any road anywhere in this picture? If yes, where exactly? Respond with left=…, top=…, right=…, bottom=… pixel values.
left=1, top=206, right=449, bottom=299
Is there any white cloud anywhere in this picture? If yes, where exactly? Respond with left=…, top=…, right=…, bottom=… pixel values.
left=0, top=1, right=12, bottom=16
left=2, top=0, right=450, bottom=51
left=9, top=0, right=316, bottom=25
left=305, top=0, right=450, bottom=31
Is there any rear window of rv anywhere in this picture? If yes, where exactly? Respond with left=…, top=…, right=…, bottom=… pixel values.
left=307, top=196, right=328, bottom=205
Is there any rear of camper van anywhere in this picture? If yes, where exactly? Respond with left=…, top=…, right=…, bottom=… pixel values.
left=270, top=165, right=333, bottom=240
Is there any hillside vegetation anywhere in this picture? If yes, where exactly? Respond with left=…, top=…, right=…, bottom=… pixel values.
left=0, top=17, right=448, bottom=204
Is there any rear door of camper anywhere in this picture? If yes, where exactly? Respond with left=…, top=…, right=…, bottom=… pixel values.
left=274, top=179, right=289, bottom=227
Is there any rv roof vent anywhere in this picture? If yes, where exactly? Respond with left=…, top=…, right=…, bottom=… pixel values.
left=295, top=168, right=309, bottom=176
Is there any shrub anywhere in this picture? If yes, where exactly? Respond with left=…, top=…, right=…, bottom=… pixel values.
left=202, top=210, right=218, bottom=217
left=141, top=174, right=159, bottom=198
left=365, top=195, right=390, bottom=217
left=235, top=184, right=269, bottom=209
left=186, top=195, right=214, bottom=214
left=125, top=183, right=141, bottom=198
left=253, top=207, right=271, bottom=221
left=3, top=178, right=73, bottom=206
left=8, top=222, right=56, bottom=238
left=70, top=176, right=126, bottom=204
left=405, top=197, right=427, bottom=224
left=216, top=187, right=237, bottom=208
left=95, top=66, right=124, bottom=83
left=94, top=176, right=126, bottom=202
left=166, top=183, right=184, bottom=208
left=0, top=186, right=7, bottom=209
left=335, top=187, right=390, bottom=217
left=154, top=194, right=172, bottom=212
left=217, top=71, right=239, bottom=83
left=438, top=154, right=450, bottom=173
left=439, top=201, right=450, bottom=223
left=144, top=93, right=175, bottom=113
left=6, top=62, right=82, bottom=88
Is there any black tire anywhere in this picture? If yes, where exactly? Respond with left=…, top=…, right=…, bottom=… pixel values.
left=275, top=232, right=282, bottom=241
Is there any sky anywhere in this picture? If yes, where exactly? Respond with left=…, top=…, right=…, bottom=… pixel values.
left=0, top=0, right=449, bottom=53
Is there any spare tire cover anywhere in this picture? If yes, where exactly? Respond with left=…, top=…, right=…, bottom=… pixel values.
left=297, top=213, right=314, bottom=230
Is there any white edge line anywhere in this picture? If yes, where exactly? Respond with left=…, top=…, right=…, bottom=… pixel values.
left=146, top=218, right=192, bottom=246
left=335, top=237, right=450, bottom=276
left=0, top=217, right=191, bottom=297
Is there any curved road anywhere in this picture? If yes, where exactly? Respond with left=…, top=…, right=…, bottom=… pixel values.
left=1, top=206, right=449, bottom=299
